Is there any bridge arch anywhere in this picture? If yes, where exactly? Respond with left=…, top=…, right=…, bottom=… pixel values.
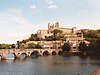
left=20, top=53, right=27, bottom=59
left=0, top=55, right=2, bottom=60
left=6, top=53, right=16, bottom=60
left=52, top=51, right=57, bottom=55
left=30, top=51, right=40, bottom=58
left=43, top=51, right=50, bottom=56
left=58, top=51, right=63, bottom=55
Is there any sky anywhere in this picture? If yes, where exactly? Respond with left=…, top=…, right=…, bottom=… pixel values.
left=0, top=0, right=100, bottom=44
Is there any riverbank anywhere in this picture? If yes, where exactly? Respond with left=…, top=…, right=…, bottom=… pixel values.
left=89, top=68, right=100, bottom=75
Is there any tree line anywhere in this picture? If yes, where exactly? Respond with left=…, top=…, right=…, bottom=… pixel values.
left=79, top=39, right=100, bottom=52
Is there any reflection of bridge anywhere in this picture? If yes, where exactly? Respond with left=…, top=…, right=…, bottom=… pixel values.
left=0, top=49, right=62, bottom=60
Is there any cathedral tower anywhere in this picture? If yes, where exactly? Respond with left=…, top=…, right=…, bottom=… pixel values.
left=55, top=22, right=59, bottom=29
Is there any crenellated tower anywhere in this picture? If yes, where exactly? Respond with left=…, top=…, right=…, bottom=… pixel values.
left=55, top=22, right=59, bottom=29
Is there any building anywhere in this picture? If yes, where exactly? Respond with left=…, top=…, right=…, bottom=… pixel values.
left=42, top=41, right=62, bottom=49
left=26, top=41, right=63, bottom=49
left=48, top=22, right=76, bottom=34
left=37, top=30, right=53, bottom=39
left=37, top=22, right=77, bottom=38
left=66, top=33, right=84, bottom=52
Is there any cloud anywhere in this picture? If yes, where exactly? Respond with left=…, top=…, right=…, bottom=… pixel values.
left=30, top=5, right=36, bottom=9
left=46, top=0, right=53, bottom=4
left=46, top=0, right=58, bottom=9
left=0, top=9, right=32, bottom=44
left=48, top=4, right=57, bottom=9
left=0, top=9, right=31, bottom=27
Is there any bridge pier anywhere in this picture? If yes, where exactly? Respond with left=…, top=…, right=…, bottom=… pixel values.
left=2, top=55, right=6, bottom=60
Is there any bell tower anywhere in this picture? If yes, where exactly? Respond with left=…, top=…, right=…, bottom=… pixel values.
left=48, top=22, right=50, bottom=30
left=55, top=22, right=59, bottom=29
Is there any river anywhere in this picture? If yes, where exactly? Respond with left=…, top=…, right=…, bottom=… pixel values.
left=0, top=55, right=100, bottom=75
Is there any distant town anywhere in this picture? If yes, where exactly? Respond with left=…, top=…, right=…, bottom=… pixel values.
left=0, top=22, right=100, bottom=54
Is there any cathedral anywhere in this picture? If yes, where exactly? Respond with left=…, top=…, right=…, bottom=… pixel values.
left=37, top=22, right=77, bottom=38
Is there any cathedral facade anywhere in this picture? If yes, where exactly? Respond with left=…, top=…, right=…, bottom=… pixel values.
left=37, top=22, right=77, bottom=38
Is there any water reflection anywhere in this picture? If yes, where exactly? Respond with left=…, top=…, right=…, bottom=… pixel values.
left=30, top=51, right=39, bottom=59
left=6, top=60, right=15, bottom=64
left=20, top=53, right=27, bottom=59
left=6, top=53, right=15, bottom=60
left=0, top=56, right=99, bottom=75
left=52, top=51, right=57, bottom=55
left=43, top=51, right=50, bottom=56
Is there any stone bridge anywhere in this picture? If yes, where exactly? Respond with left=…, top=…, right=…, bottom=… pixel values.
left=0, top=49, right=62, bottom=60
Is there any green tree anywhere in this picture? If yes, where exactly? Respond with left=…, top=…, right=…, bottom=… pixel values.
left=87, top=43, right=96, bottom=51
left=20, top=43, right=26, bottom=49
left=79, top=42, right=87, bottom=51
left=34, top=44, right=42, bottom=49
left=83, top=30, right=100, bottom=42
left=17, top=40, right=21, bottom=49
left=62, top=42, right=70, bottom=52
left=27, top=43, right=35, bottom=49
left=29, top=34, right=41, bottom=41
left=95, top=39, right=100, bottom=51
left=21, top=40, right=27, bottom=44
left=52, top=29, right=63, bottom=37
left=0, top=44, right=11, bottom=49
left=46, top=37, right=53, bottom=41
left=11, top=44, right=16, bottom=49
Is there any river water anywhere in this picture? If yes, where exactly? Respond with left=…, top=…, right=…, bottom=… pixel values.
left=0, top=55, right=100, bottom=75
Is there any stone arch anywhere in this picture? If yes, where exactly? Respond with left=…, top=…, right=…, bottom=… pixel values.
left=30, top=51, right=40, bottom=58
left=43, top=51, right=50, bottom=56
left=52, top=51, right=57, bottom=55
left=20, top=53, right=27, bottom=59
left=0, top=55, right=2, bottom=60
left=58, top=51, right=63, bottom=55
left=6, top=53, right=16, bottom=60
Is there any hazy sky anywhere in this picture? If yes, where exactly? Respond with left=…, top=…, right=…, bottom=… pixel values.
left=0, top=0, right=100, bottom=44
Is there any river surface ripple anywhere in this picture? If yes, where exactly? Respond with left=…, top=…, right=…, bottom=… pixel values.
left=0, top=55, right=100, bottom=75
